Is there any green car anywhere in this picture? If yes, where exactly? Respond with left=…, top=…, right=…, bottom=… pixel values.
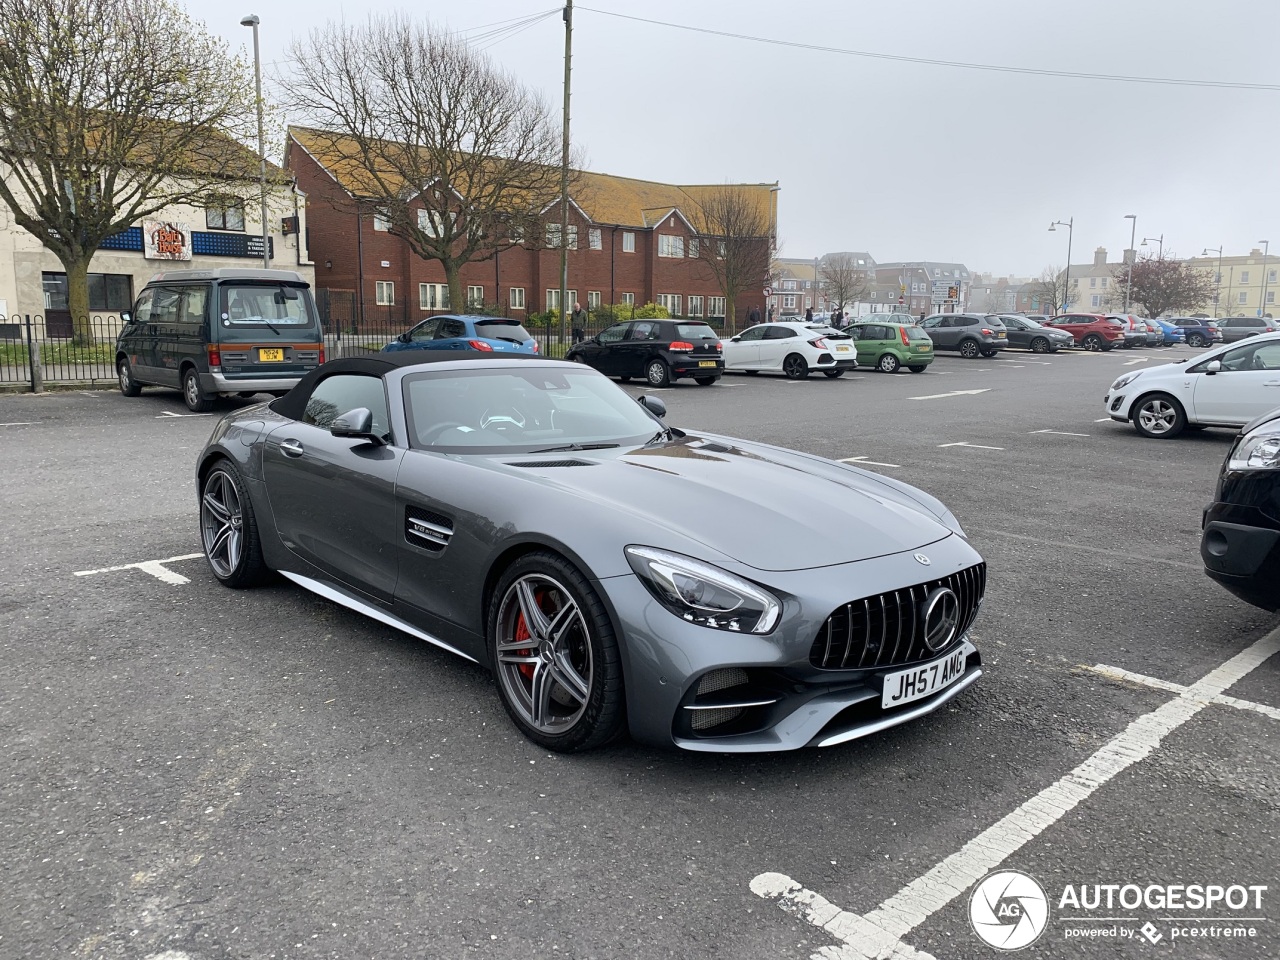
left=848, top=321, right=935, bottom=373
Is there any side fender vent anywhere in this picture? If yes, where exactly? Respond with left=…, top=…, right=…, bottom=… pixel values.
left=406, top=506, right=453, bottom=551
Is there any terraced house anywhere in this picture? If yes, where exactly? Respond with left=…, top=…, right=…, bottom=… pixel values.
left=286, top=127, right=778, bottom=329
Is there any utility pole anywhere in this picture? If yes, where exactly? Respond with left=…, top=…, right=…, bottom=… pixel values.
left=558, top=0, right=573, bottom=349
left=1123, top=214, right=1136, bottom=313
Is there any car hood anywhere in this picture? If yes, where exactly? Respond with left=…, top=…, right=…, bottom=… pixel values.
left=494, top=434, right=955, bottom=571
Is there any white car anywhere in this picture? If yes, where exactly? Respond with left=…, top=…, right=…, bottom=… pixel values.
left=1105, top=332, right=1280, bottom=438
left=721, top=321, right=857, bottom=379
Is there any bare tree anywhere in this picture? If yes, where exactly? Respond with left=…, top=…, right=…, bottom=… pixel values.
left=818, top=253, right=871, bottom=314
left=1112, top=253, right=1217, bottom=319
left=1035, top=265, right=1077, bottom=314
left=0, top=0, right=261, bottom=340
left=284, top=17, right=568, bottom=313
left=692, top=186, right=773, bottom=334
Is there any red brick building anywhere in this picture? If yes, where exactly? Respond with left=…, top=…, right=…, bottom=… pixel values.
left=286, top=127, right=777, bottom=330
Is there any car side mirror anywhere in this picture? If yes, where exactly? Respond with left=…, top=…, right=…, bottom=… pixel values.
left=331, top=407, right=385, bottom=445
left=398, top=333, right=411, bottom=343
left=1204, top=360, right=1222, bottom=376
left=730, top=336, right=741, bottom=342
left=120, top=311, right=133, bottom=325
left=637, top=395, right=667, bottom=419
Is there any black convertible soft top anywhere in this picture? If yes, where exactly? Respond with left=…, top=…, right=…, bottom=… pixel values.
left=270, top=350, right=551, bottom=421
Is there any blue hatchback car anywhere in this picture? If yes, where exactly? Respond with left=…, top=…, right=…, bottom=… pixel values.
left=383, top=315, right=539, bottom=355
left=1149, top=318, right=1186, bottom=346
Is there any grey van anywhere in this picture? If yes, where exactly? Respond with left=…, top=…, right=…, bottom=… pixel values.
left=115, top=268, right=323, bottom=411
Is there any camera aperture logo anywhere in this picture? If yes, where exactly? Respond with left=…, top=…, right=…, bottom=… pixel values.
left=969, top=870, right=1050, bottom=951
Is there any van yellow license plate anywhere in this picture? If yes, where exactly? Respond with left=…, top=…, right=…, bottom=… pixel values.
left=258, top=348, right=285, bottom=362
left=698, top=360, right=717, bottom=368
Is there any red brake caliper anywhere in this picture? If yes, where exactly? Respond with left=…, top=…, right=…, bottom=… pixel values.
left=513, top=589, right=546, bottom=680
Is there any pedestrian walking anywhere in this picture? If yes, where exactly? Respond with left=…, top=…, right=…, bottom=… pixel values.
left=748, top=305, right=761, bottom=325
left=805, top=306, right=813, bottom=323
left=570, top=301, right=587, bottom=344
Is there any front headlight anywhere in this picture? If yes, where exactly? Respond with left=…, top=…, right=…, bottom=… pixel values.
left=1229, top=427, right=1280, bottom=470
left=625, top=545, right=781, bottom=634
left=1111, top=371, right=1143, bottom=391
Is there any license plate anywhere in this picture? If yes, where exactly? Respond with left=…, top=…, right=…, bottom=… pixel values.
left=996, top=332, right=1007, bottom=338
left=881, top=648, right=967, bottom=708
left=698, top=360, right=717, bottom=368
left=835, top=345, right=851, bottom=352
left=258, top=348, right=285, bottom=362
left=918, top=344, right=932, bottom=351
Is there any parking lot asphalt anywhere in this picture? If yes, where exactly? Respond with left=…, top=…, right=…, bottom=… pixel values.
left=1, top=344, right=1277, bottom=960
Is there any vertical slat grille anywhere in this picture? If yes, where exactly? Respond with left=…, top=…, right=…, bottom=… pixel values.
left=810, top=562, right=986, bottom=670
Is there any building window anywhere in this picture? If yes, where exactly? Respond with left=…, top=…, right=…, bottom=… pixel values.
left=688, top=295, right=704, bottom=317
left=417, top=210, right=456, bottom=238
left=373, top=213, right=391, bottom=232
left=1101, top=278, right=1109, bottom=289
left=1269, top=292, right=1276, bottom=304
left=1072, top=278, right=1079, bottom=287
left=622, top=231, right=635, bottom=253
left=688, top=238, right=699, bottom=258
left=1090, top=294, right=1101, bottom=307
left=588, top=227, right=602, bottom=250
left=419, top=283, right=449, bottom=310
left=376, top=281, right=395, bottom=306
left=41, top=271, right=133, bottom=311
left=587, top=291, right=601, bottom=310
left=545, top=289, right=577, bottom=312
left=546, top=223, right=578, bottom=250
left=466, top=285, right=485, bottom=308
left=658, top=234, right=684, bottom=258
left=509, top=287, right=526, bottom=310
left=205, top=199, right=245, bottom=232
left=1239, top=292, right=1249, bottom=304
left=804, top=297, right=812, bottom=309
left=656, top=294, right=681, bottom=314
left=1241, top=271, right=1250, bottom=284
left=717, top=240, right=726, bottom=258
left=621, top=292, right=634, bottom=306
left=783, top=294, right=796, bottom=309
left=708, top=296, right=725, bottom=317
left=1090, top=277, right=1097, bottom=288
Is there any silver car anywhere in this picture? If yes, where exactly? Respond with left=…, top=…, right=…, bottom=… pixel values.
left=196, top=353, right=985, bottom=753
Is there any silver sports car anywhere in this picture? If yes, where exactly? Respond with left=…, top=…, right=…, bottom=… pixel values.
left=197, top=352, right=985, bottom=753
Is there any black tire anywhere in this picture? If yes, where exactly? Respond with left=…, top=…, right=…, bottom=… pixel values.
left=694, top=376, right=717, bottom=385
left=1083, top=334, right=1105, bottom=352
left=782, top=353, right=809, bottom=379
left=117, top=356, right=142, bottom=397
left=1132, top=393, right=1187, bottom=439
left=1187, top=333, right=1206, bottom=347
left=980, top=348, right=998, bottom=358
left=823, top=369, right=844, bottom=378
left=489, top=551, right=625, bottom=753
left=237, top=391, right=259, bottom=399
left=182, top=367, right=214, bottom=412
left=199, top=460, right=270, bottom=588
left=744, top=369, right=760, bottom=376
left=1030, top=337, right=1050, bottom=354
left=958, top=339, right=980, bottom=358
left=907, top=365, right=927, bottom=373
left=644, top=358, right=670, bottom=387
left=618, top=376, right=631, bottom=382
left=877, top=353, right=901, bottom=374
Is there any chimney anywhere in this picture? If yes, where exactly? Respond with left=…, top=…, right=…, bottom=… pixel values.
left=1093, top=247, right=1108, bottom=267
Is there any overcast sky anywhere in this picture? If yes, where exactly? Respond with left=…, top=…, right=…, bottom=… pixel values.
left=206, top=0, right=1279, bottom=277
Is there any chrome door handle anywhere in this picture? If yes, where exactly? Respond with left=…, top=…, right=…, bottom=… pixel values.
left=279, top=438, right=304, bottom=457
left=1265, top=381, right=1280, bottom=387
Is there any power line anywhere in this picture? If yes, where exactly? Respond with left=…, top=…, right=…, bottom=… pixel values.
left=577, top=6, right=1280, bottom=92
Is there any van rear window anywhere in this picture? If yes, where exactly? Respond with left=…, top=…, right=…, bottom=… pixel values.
left=218, top=284, right=320, bottom=341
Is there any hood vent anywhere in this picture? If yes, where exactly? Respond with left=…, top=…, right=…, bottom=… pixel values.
left=506, top=459, right=596, bottom=468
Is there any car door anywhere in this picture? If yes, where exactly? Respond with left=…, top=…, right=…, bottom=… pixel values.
left=1191, top=341, right=1280, bottom=424
left=391, top=316, right=440, bottom=352
left=724, top=324, right=766, bottom=369
left=432, top=316, right=469, bottom=350
left=1001, top=317, right=1030, bottom=349
left=262, top=372, right=404, bottom=602
left=622, top=321, right=660, bottom=377
left=921, top=315, right=954, bottom=348
left=758, top=325, right=799, bottom=370
left=580, top=321, right=629, bottom=376
left=121, top=288, right=159, bottom=382
left=146, top=286, right=185, bottom=386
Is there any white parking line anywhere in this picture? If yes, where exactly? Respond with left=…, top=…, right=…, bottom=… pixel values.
left=74, top=553, right=203, bottom=585
left=1122, top=358, right=1151, bottom=366
left=840, top=456, right=901, bottom=468
left=157, top=411, right=213, bottom=418
left=1094, top=417, right=1112, bottom=422
left=0, top=421, right=37, bottom=426
left=907, top=389, right=990, bottom=401
left=1083, top=663, right=1280, bottom=722
left=937, top=441, right=1003, bottom=450
left=752, top=629, right=1280, bottom=960
left=1029, top=429, right=1090, bottom=437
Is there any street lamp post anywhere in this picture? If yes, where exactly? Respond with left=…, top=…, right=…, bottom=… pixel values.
left=1202, top=246, right=1224, bottom=317
left=1123, top=214, right=1137, bottom=312
left=240, top=14, right=270, bottom=269
left=1049, top=217, right=1073, bottom=313
left=1142, top=234, right=1164, bottom=259
left=1260, top=240, right=1272, bottom=318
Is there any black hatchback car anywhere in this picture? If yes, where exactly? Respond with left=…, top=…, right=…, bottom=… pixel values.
left=1202, top=406, right=1280, bottom=610
left=565, top=318, right=723, bottom=386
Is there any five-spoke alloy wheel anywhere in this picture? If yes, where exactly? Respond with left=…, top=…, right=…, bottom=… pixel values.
left=1132, top=393, right=1187, bottom=439
left=200, top=461, right=269, bottom=587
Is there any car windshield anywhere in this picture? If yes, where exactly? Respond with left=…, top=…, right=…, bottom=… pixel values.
left=218, top=283, right=320, bottom=341
left=403, top=366, right=663, bottom=453
left=474, top=318, right=533, bottom=343
left=675, top=323, right=718, bottom=340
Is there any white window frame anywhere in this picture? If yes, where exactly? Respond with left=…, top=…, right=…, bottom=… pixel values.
left=658, top=234, right=684, bottom=258
left=588, top=227, right=602, bottom=250
left=1239, top=292, right=1249, bottom=304
left=1090, top=294, right=1101, bottom=307
left=687, top=295, right=704, bottom=317
left=466, top=285, right=485, bottom=308
left=509, top=287, right=526, bottom=310
left=622, top=231, right=635, bottom=253
left=621, top=292, right=634, bottom=306
left=376, top=281, right=394, bottom=306
left=418, top=283, right=449, bottom=310
left=1241, top=271, right=1251, bottom=284
left=373, top=213, right=391, bottom=232
left=1268, top=292, right=1276, bottom=305
left=417, top=209, right=455, bottom=238
left=688, top=238, right=699, bottom=258
left=783, top=294, right=796, bottom=309
left=545, top=288, right=577, bottom=312
left=546, top=223, right=579, bottom=250
left=708, top=296, right=726, bottom=317
left=656, top=294, right=681, bottom=314
left=1090, top=277, right=1097, bottom=288
left=587, top=291, right=601, bottom=310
